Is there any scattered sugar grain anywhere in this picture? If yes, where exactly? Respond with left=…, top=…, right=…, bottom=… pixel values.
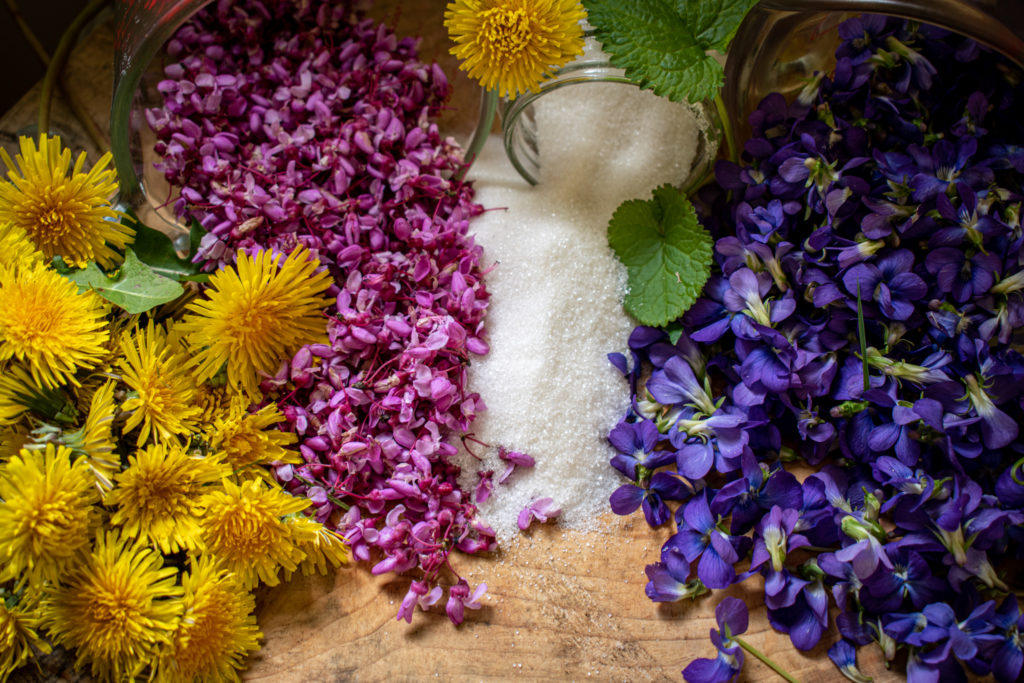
left=460, top=81, right=703, bottom=544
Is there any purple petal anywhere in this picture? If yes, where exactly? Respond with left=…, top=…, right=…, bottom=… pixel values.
left=609, top=485, right=645, bottom=515
left=697, top=545, right=736, bottom=589
left=716, top=596, right=749, bottom=636
left=677, top=441, right=715, bottom=480
left=682, top=495, right=716, bottom=534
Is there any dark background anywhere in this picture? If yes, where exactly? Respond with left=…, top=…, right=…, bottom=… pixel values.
left=1, top=0, right=89, bottom=115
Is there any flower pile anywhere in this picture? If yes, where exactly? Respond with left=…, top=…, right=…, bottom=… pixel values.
left=608, top=16, right=1024, bottom=682
left=0, top=134, right=347, bottom=681
left=147, top=0, right=494, bottom=623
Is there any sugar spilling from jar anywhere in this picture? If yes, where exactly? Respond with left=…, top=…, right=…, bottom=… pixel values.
left=459, top=80, right=704, bottom=543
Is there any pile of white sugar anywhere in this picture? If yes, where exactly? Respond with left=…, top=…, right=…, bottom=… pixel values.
left=459, top=81, right=703, bottom=544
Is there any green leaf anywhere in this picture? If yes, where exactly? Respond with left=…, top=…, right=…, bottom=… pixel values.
left=67, top=249, right=184, bottom=314
left=608, top=184, right=713, bottom=327
left=583, top=0, right=758, bottom=103
left=128, top=218, right=203, bottom=282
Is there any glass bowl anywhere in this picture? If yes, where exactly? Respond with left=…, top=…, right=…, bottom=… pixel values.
left=722, top=0, right=1024, bottom=142
left=109, top=0, right=490, bottom=235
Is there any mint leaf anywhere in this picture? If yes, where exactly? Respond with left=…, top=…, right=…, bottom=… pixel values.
left=67, top=249, right=184, bottom=314
left=608, top=184, right=713, bottom=327
left=583, top=0, right=758, bottom=103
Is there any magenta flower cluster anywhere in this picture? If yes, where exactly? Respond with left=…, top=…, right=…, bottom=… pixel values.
left=148, top=0, right=495, bottom=623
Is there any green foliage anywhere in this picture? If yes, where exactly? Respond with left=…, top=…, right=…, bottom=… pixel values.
left=607, top=184, right=713, bottom=327
left=582, top=0, right=758, bottom=103
left=125, top=215, right=207, bottom=283
left=67, top=249, right=184, bottom=314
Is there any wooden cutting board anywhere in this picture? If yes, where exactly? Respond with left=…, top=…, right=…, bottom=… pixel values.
left=249, top=512, right=899, bottom=682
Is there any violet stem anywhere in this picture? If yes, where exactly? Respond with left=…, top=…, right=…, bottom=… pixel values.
left=856, top=281, right=870, bottom=392
left=734, top=636, right=802, bottom=683
left=37, top=0, right=108, bottom=139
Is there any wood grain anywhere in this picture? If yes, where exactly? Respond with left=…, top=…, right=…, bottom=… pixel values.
left=249, top=513, right=901, bottom=682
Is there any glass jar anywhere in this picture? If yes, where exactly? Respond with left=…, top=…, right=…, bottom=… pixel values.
left=499, top=29, right=722, bottom=192
left=722, top=0, right=1024, bottom=141
left=109, top=0, right=490, bottom=234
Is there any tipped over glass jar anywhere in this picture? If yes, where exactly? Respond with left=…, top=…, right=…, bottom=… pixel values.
left=722, top=0, right=1024, bottom=140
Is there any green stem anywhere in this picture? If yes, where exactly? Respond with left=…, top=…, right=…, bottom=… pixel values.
left=713, top=93, right=738, bottom=165
left=455, top=88, right=498, bottom=183
left=292, top=473, right=351, bottom=510
left=6, top=0, right=109, bottom=152
left=37, top=0, right=107, bottom=139
left=734, top=636, right=802, bottom=683
left=856, top=282, right=870, bottom=392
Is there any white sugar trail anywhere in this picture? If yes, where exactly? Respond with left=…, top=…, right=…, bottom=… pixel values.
left=459, top=82, right=701, bottom=544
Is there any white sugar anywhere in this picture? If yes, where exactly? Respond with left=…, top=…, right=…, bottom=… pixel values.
left=460, top=81, right=702, bottom=544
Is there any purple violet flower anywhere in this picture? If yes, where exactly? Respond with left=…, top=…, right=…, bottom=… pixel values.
left=609, top=472, right=690, bottom=527
left=683, top=597, right=749, bottom=683
left=842, top=249, right=927, bottom=321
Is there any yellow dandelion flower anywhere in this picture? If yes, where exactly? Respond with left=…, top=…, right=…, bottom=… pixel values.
left=0, top=134, right=132, bottom=268
left=0, top=261, right=109, bottom=389
left=109, top=443, right=229, bottom=554
left=155, top=556, right=261, bottom=683
left=198, top=478, right=310, bottom=588
left=445, top=0, right=587, bottom=99
left=0, top=425, right=30, bottom=462
left=40, top=531, right=183, bottom=682
left=179, top=245, right=332, bottom=398
left=208, top=399, right=299, bottom=478
left=0, top=221, right=44, bottom=277
left=0, top=598, right=52, bottom=679
left=286, top=515, right=350, bottom=579
left=62, top=379, right=120, bottom=491
left=191, top=383, right=231, bottom=429
left=0, top=443, right=100, bottom=586
left=118, top=320, right=201, bottom=446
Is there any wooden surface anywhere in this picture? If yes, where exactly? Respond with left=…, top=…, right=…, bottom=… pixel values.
left=1, top=7, right=904, bottom=683
left=249, top=512, right=900, bottom=682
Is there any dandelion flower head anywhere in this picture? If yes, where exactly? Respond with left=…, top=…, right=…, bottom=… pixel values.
left=63, top=379, right=120, bottom=491
left=118, top=319, right=201, bottom=446
left=0, top=443, right=100, bottom=586
left=0, top=134, right=131, bottom=268
left=109, top=442, right=229, bottom=554
left=0, top=363, right=49, bottom=427
left=198, top=478, right=310, bottom=588
left=180, top=245, right=332, bottom=398
left=0, top=222, right=43, bottom=277
left=445, top=0, right=586, bottom=99
left=155, top=556, right=261, bottom=683
left=41, top=531, right=183, bottom=681
left=287, top=515, right=351, bottom=579
left=0, top=261, right=109, bottom=389
left=209, top=399, right=299, bottom=477
left=0, top=598, right=52, bottom=679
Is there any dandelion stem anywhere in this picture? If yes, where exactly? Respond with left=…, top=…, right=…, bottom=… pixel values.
left=734, top=636, right=802, bottom=683
left=37, top=0, right=108, bottom=140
